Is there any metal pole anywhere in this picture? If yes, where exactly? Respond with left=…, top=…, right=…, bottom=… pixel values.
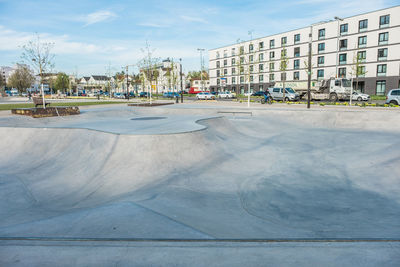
left=307, top=30, right=312, bottom=109
left=180, top=58, right=183, bottom=103
left=197, top=48, right=205, bottom=92
left=126, top=66, right=129, bottom=100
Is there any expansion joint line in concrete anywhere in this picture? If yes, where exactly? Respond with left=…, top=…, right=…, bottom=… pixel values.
left=0, top=237, right=399, bottom=243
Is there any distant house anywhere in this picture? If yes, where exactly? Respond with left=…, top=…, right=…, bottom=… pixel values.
left=78, top=75, right=115, bottom=92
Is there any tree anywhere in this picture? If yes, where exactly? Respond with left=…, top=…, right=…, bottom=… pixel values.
left=7, top=64, right=35, bottom=94
left=21, top=34, right=55, bottom=85
left=351, top=51, right=367, bottom=93
left=54, top=72, right=70, bottom=93
left=280, top=45, right=289, bottom=101
left=138, top=41, right=160, bottom=101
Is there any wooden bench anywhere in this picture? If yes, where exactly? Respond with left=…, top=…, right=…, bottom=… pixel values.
left=33, top=97, right=50, bottom=107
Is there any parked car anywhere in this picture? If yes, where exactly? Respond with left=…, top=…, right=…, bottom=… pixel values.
left=270, top=87, right=300, bottom=101
left=385, top=89, right=400, bottom=105
left=251, top=91, right=265, bottom=97
left=139, top=92, right=149, bottom=97
left=114, top=92, right=124, bottom=99
left=218, top=91, right=233, bottom=99
left=163, top=92, right=179, bottom=98
left=196, top=92, right=216, bottom=100
left=211, top=91, right=218, bottom=95
left=352, top=91, right=370, bottom=101
left=128, top=92, right=136, bottom=98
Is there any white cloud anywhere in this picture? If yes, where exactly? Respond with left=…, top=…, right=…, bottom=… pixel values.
left=81, top=10, right=117, bottom=26
left=180, top=15, right=208, bottom=24
left=137, top=22, right=169, bottom=28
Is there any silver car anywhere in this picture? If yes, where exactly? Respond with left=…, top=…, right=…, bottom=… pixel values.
left=385, top=89, right=400, bottom=105
left=352, top=91, right=370, bottom=101
left=270, top=87, right=300, bottom=101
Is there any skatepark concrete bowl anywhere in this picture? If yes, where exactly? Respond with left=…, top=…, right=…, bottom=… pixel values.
left=0, top=104, right=399, bottom=266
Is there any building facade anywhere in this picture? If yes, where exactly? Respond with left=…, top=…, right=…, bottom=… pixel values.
left=209, top=6, right=400, bottom=96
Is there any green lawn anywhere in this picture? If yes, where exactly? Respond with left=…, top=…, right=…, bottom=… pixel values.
left=370, top=95, right=386, bottom=100
left=0, top=101, right=129, bottom=111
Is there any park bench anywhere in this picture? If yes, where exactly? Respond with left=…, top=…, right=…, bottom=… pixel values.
left=32, top=97, right=50, bottom=108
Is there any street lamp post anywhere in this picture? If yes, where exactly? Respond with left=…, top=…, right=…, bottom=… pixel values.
left=197, top=48, right=205, bottom=92
left=334, top=16, right=344, bottom=78
left=180, top=58, right=183, bottom=103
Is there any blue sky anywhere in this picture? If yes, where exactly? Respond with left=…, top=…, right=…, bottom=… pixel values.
left=0, top=0, right=399, bottom=76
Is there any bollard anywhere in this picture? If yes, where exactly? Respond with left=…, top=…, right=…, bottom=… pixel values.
left=176, top=95, right=179, bottom=103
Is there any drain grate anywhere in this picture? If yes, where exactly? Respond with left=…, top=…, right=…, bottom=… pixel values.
left=131, top=117, right=167, bottom=121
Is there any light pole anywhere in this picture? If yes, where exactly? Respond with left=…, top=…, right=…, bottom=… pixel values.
left=180, top=58, right=183, bottom=103
left=334, top=16, right=344, bottom=78
left=197, top=48, right=205, bottom=92
left=32, top=58, right=46, bottom=109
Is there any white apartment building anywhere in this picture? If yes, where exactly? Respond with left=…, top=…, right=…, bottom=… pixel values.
left=209, top=6, right=400, bottom=96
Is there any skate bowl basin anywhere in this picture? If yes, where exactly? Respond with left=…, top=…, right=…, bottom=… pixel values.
left=0, top=105, right=399, bottom=266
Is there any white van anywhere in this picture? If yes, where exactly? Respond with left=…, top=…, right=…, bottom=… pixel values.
left=270, top=87, right=300, bottom=101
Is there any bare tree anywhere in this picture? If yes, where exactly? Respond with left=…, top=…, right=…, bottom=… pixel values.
left=138, top=41, right=160, bottom=103
left=21, top=34, right=55, bottom=85
left=8, top=64, right=35, bottom=94
left=279, top=45, right=289, bottom=101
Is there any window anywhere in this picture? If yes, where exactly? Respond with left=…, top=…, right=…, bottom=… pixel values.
left=294, top=34, right=300, bottom=43
left=216, top=52, right=220, bottom=58
left=240, top=46, right=244, bottom=55
left=259, top=53, right=264, bottom=61
left=281, top=37, right=287, bottom=46
left=259, top=85, right=263, bottom=91
left=376, top=80, right=386, bottom=95
left=259, top=42, right=264, bottom=49
left=269, top=62, right=275, bottom=70
left=232, top=77, right=236, bottom=84
left=339, top=39, right=347, bottom=50
left=378, top=48, right=388, bottom=61
left=217, top=79, right=220, bottom=85
left=223, top=50, right=228, bottom=58
left=318, top=43, right=325, bottom=53
left=318, top=56, right=324, bottom=66
left=294, top=59, right=300, bottom=70
left=259, top=64, right=264, bottom=71
left=216, top=61, right=220, bottom=68
left=338, top=67, right=346, bottom=78
left=231, top=68, right=236, bottom=75
left=377, top=64, right=387, bottom=76
left=231, top=48, right=236, bottom=56
left=294, top=47, right=300, bottom=57
left=224, top=69, right=227, bottom=76
left=250, top=65, right=254, bottom=73
left=240, top=76, right=244, bottom=84
left=232, top=58, right=236, bottom=65
left=379, top=32, right=389, bottom=45
left=379, top=15, right=390, bottom=28
left=359, top=20, right=368, bottom=32
left=281, top=49, right=287, bottom=58
left=216, top=70, right=220, bottom=77
left=223, top=59, right=227, bottom=66
left=294, top=71, right=299, bottom=80
left=340, top=24, right=348, bottom=35
left=358, top=36, right=367, bottom=48
left=270, top=39, right=275, bottom=48
left=357, top=66, right=366, bottom=77
left=269, top=74, right=274, bottom=81
left=270, top=51, right=275, bottom=59
left=240, top=66, right=244, bottom=74
left=240, top=57, right=244, bottom=64
left=318, top=29, right=325, bottom=40
left=249, top=44, right=254, bottom=52
left=317, top=69, right=324, bottom=80
left=357, top=51, right=366, bottom=62
left=249, top=55, right=254, bottom=62
left=259, top=75, right=264, bottom=82
left=250, top=75, right=253, bottom=82
left=339, top=53, right=347, bottom=65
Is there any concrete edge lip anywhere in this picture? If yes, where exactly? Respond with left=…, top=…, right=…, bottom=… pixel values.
left=0, top=116, right=223, bottom=136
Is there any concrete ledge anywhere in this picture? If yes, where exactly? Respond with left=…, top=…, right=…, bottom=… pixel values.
left=11, top=107, right=80, bottom=118
left=128, top=102, right=175, bottom=107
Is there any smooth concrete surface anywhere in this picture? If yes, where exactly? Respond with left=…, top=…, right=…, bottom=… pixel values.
left=0, top=104, right=399, bottom=265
